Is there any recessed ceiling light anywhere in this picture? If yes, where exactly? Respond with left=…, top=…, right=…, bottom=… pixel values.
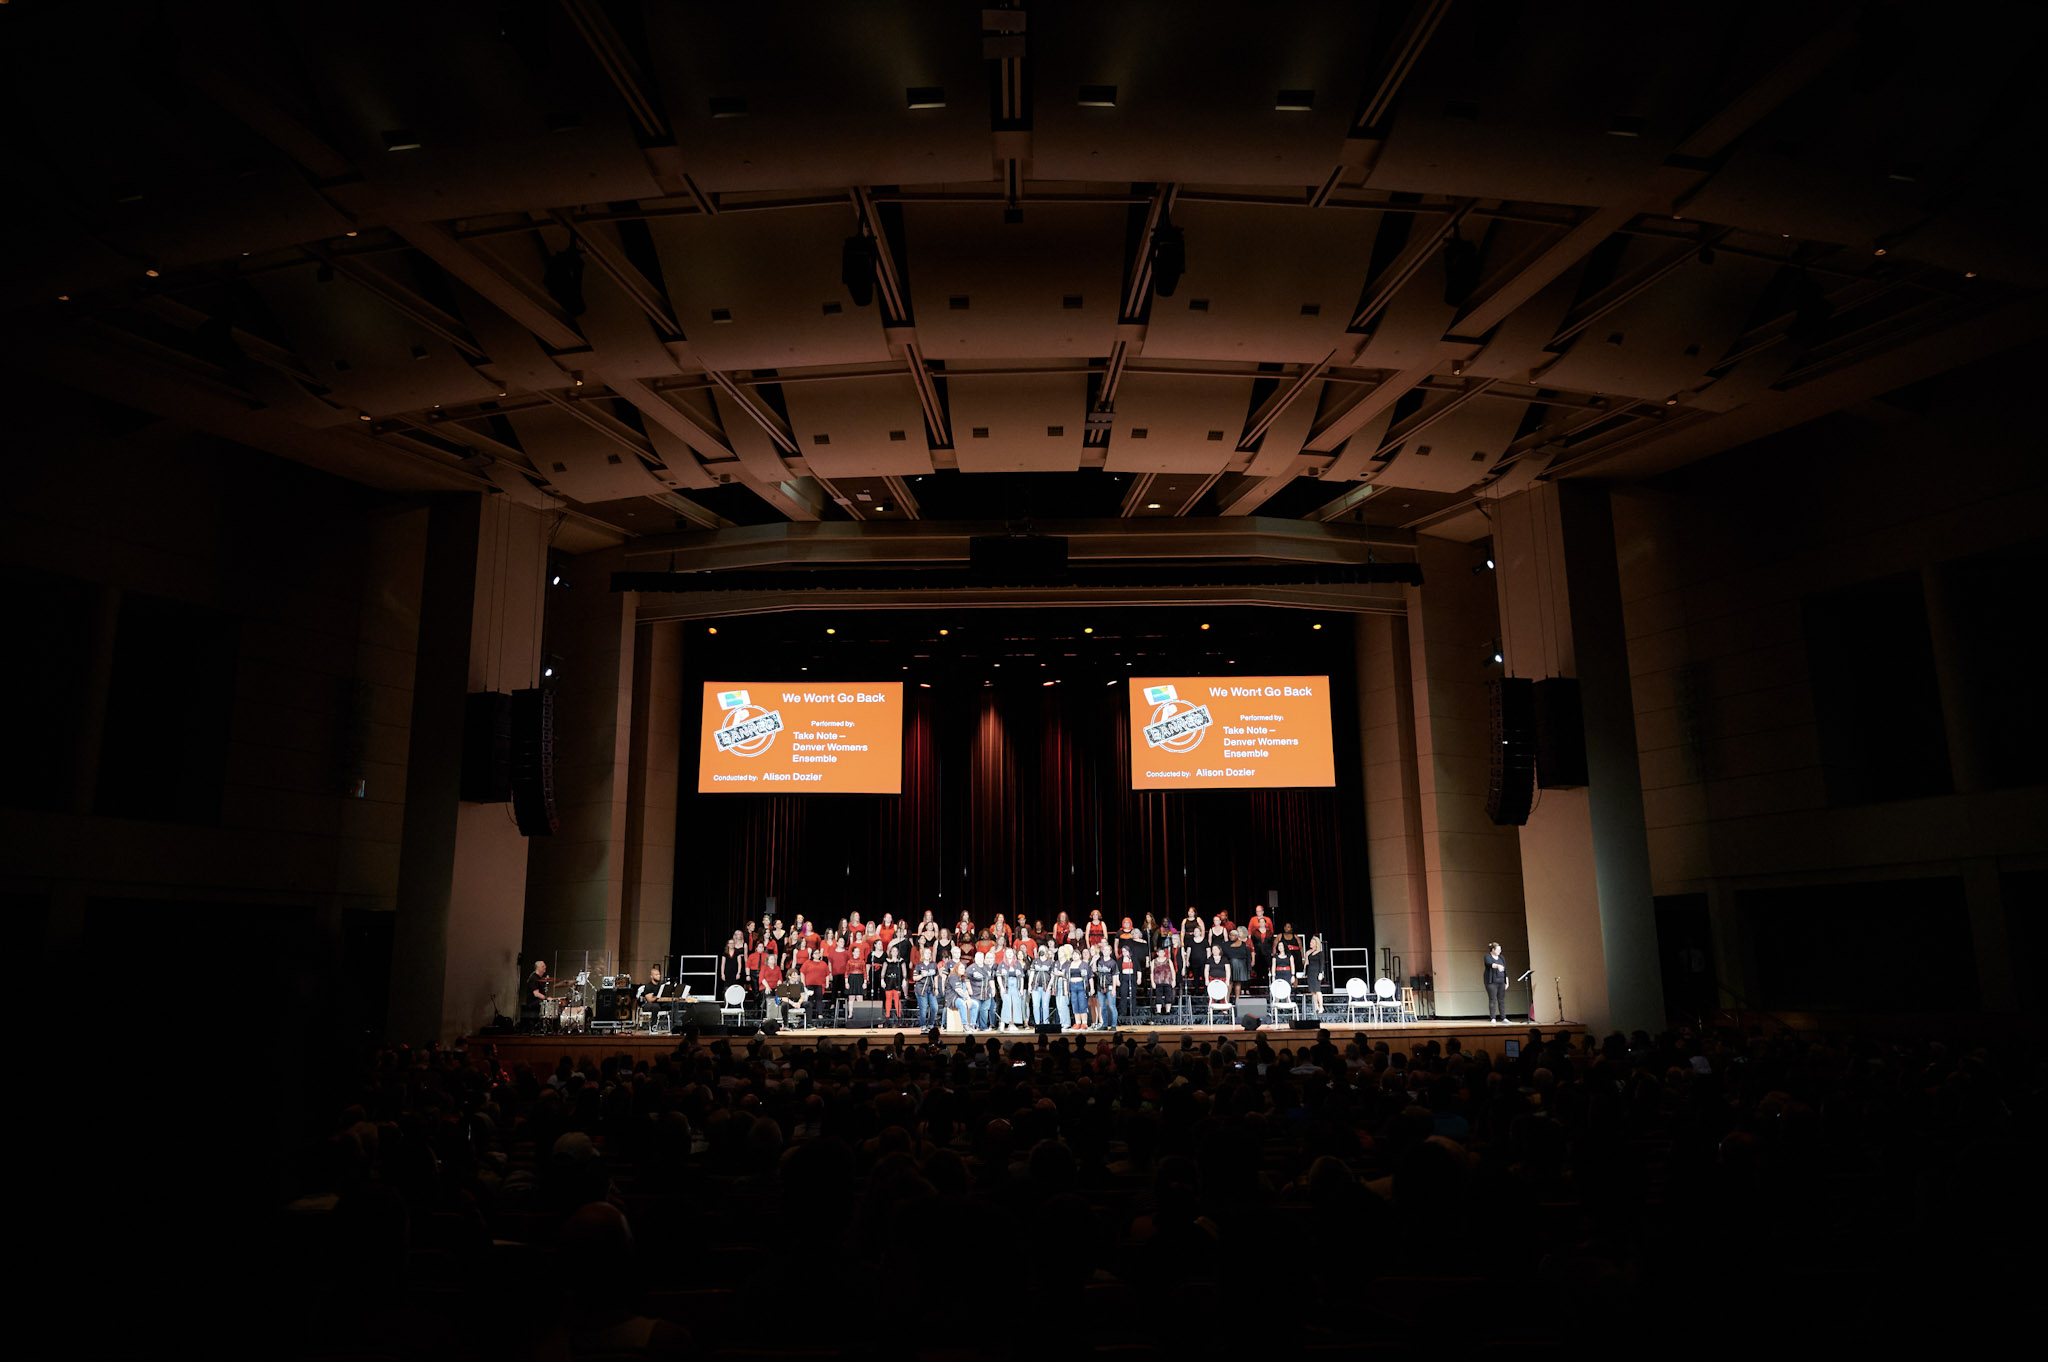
left=1312, top=623, right=1322, bottom=630
left=358, top=413, right=371, bottom=421
left=905, top=86, right=945, bottom=110
left=826, top=627, right=836, bottom=635
left=1873, top=247, right=1888, bottom=257
left=1146, top=502, right=1161, bottom=510
left=143, top=268, right=159, bottom=278
left=1083, top=627, right=1093, bottom=634
left=1964, top=270, right=1978, bottom=279
left=344, top=231, right=358, bottom=238
left=1077, top=84, right=1118, bottom=108
left=56, top=294, right=69, bottom=301
left=1274, top=88, right=1315, bottom=112
left=919, top=682, right=931, bottom=688
left=1200, top=623, right=1210, bottom=630
left=381, top=129, right=423, bottom=152
left=707, top=627, right=718, bottom=634
left=939, top=629, right=949, bottom=636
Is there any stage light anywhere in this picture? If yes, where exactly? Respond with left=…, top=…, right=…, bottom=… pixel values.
left=1105, top=679, right=1116, bottom=686
left=56, top=295, right=68, bottom=301
left=1965, top=271, right=1977, bottom=279
left=919, top=682, right=931, bottom=688
left=1200, top=623, right=1210, bottom=630
left=551, top=573, right=562, bottom=585
left=344, top=230, right=358, bottom=238
left=144, top=268, right=160, bottom=278
left=826, top=627, right=836, bottom=634
left=706, top=626, right=717, bottom=634
left=993, top=663, right=1000, bottom=667
left=1043, top=680, right=1056, bottom=686
left=1486, top=558, right=1495, bottom=569
left=1146, top=502, right=1161, bottom=509
left=939, top=628, right=949, bottom=636
left=1312, top=623, right=1322, bottom=630
left=1493, top=652, right=1503, bottom=663
left=1083, top=627, right=1093, bottom=634
left=543, top=666, right=555, bottom=677
left=358, top=413, right=371, bottom=421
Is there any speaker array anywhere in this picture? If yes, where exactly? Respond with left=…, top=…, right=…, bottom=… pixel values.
left=510, top=686, right=559, bottom=836
left=1486, top=677, right=1537, bottom=825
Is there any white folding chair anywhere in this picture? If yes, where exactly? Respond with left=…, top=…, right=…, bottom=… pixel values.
left=1373, top=976, right=1399, bottom=1024
left=1345, top=975, right=1370, bottom=1023
left=1268, top=976, right=1296, bottom=1026
left=721, top=984, right=747, bottom=1027
left=1206, top=977, right=1233, bottom=1027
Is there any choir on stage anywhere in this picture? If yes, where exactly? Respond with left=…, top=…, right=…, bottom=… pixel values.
left=711, top=907, right=1332, bottom=1030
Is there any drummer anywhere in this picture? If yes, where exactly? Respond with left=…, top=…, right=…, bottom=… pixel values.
left=520, top=958, right=553, bottom=1031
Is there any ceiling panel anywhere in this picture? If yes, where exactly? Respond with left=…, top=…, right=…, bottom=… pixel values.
left=905, top=204, right=1124, bottom=359
left=1104, top=374, right=1255, bottom=473
left=1242, top=379, right=1325, bottom=478
left=508, top=408, right=666, bottom=503
left=247, top=261, right=498, bottom=414
left=1371, top=398, right=1528, bottom=492
left=1542, top=250, right=1777, bottom=400
left=782, top=375, right=935, bottom=476
left=1141, top=204, right=1386, bottom=363
left=1029, top=1, right=1373, bottom=185
left=652, top=206, right=892, bottom=371
left=1353, top=252, right=1458, bottom=368
left=644, top=4, right=994, bottom=192
left=944, top=373, right=1089, bottom=472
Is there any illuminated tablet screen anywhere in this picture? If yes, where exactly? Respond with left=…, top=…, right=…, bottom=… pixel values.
left=1129, top=675, right=1336, bottom=790
left=697, top=682, right=903, bottom=793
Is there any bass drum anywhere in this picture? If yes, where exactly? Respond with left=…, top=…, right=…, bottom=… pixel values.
left=559, top=1004, right=589, bottom=1034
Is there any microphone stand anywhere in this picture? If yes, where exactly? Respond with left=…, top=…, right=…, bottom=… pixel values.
left=1516, top=970, right=1532, bottom=1025
left=1554, top=976, right=1565, bottom=1025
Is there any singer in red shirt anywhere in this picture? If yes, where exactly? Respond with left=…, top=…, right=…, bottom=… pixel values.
left=1249, top=906, right=1275, bottom=980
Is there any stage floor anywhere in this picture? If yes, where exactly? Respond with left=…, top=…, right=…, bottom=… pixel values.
left=474, top=1017, right=1581, bottom=1065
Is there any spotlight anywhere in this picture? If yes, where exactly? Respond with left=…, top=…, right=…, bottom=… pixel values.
left=1042, top=680, right=1056, bottom=686
left=1964, top=271, right=1977, bottom=279
left=939, top=629, right=949, bottom=636
left=1312, top=623, right=1322, bottom=630
left=144, top=268, right=160, bottom=278
left=1493, top=652, right=1503, bottom=663
left=543, top=666, right=555, bottom=677
left=56, top=294, right=68, bottom=302
left=919, top=682, right=932, bottom=688
left=707, top=626, right=718, bottom=634
left=1083, top=627, right=1093, bottom=634
left=358, top=413, right=372, bottom=422
left=551, top=573, right=563, bottom=586
left=1146, top=502, right=1161, bottom=510
left=344, top=230, right=358, bottom=238
left=1200, top=623, right=1210, bottom=630
left=826, top=627, right=836, bottom=634
left=1486, top=558, right=1495, bottom=569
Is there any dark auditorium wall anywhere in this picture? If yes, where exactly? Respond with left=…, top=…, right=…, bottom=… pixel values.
left=2, top=398, right=429, bottom=1044
left=1611, top=352, right=2047, bottom=1014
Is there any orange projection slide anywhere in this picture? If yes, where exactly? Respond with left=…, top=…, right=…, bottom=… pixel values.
left=1129, top=676, right=1336, bottom=790
left=697, top=682, right=903, bottom=793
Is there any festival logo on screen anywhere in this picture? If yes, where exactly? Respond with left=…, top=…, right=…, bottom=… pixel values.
left=712, top=689, right=783, bottom=757
left=1141, top=683, right=1212, bottom=752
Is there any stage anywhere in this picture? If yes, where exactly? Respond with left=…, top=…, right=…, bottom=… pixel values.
left=473, top=1017, right=1583, bottom=1066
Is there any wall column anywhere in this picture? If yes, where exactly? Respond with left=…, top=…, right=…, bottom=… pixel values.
left=522, top=550, right=638, bottom=967
left=1405, top=534, right=1529, bottom=1017
left=623, top=619, right=684, bottom=977
left=1357, top=613, right=1432, bottom=987
left=389, top=494, right=548, bottom=1043
left=1495, top=481, right=1663, bottom=1033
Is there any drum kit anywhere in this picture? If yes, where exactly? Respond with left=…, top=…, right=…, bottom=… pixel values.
left=538, top=972, right=594, bottom=1034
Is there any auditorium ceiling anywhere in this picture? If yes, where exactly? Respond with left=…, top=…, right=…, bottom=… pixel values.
left=3, top=1, right=2042, bottom=555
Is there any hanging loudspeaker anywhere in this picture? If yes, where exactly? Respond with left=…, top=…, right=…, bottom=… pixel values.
left=1486, top=677, right=1537, bottom=825
left=510, top=687, right=559, bottom=836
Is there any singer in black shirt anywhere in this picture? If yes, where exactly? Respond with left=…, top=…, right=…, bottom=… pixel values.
left=1483, top=942, right=1509, bottom=1022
